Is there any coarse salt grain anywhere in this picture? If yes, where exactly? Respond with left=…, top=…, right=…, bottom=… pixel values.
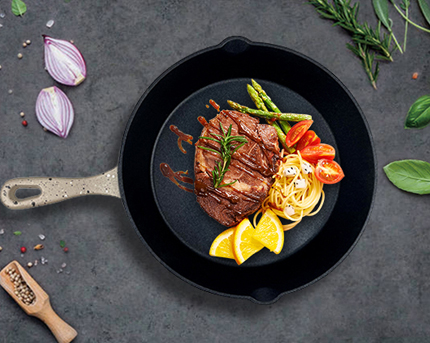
left=46, top=19, right=55, bottom=28
left=38, top=234, right=45, bottom=240
left=0, top=229, right=4, bottom=235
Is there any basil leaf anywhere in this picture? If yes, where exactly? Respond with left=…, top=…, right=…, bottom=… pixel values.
left=373, top=0, right=391, bottom=30
left=418, top=0, right=430, bottom=26
left=384, top=159, right=430, bottom=194
left=60, top=240, right=66, bottom=248
left=13, top=231, right=22, bottom=235
left=405, top=95, right=430, bottom=129
left=11, top=0, right=27, bottom=16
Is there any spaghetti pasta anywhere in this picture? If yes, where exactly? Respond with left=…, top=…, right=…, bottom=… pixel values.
left=254, top=151, right=325, bottom=231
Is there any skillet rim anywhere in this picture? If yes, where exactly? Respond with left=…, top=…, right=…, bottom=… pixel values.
left=117, top=36, right=378, bottom=304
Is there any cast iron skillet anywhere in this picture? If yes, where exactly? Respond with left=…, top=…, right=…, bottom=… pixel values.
left=1, top=37, right=376, bottom=304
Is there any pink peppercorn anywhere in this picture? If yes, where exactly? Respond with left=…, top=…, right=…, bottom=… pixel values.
left=20, top=247, right=27, bottom=253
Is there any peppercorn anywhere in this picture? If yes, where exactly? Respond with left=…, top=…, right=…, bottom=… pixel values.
left=412, top=72, right=419, bottom=80
left=17, top=53, right=23, bottom=59
left=20, top=247, right=27, bottom=253
left=22, top=120, right=28, bottom=127
left=63, top=247, right=69, bottom=253
left=7, top=267, right=36, bottom=305
left=20, top=112, right=25, bottom=117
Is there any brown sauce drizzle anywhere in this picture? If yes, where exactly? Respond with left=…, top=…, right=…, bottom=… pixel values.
left=160, top=163, right=194, bottom=193
left=197, top=116, right=208, bottom=127
left=194, top=180, right=241, bottom=204
left=209, top=99, right=220, bottom=111
left=169, top=125, right=193, bottom=154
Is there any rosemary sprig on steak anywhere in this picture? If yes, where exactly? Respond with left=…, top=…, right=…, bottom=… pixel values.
left=198, top=123, right=248, bottom=188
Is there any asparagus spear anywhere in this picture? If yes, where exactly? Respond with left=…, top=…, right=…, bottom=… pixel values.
left=247, top=84, right=295, bottom=153
left=251, top=79, right=292, bottom=134
left=227, top=100, right=312, bottom=122
left=247, top=84, right=268, bottom=111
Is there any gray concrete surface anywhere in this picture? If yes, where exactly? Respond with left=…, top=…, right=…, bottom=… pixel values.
left=1, top=0, right=430, bottom=342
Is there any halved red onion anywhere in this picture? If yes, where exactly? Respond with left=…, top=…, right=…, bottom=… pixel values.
left=43, top=35, right=86, bottom=86
left=35, top=86, right=74, bottom=138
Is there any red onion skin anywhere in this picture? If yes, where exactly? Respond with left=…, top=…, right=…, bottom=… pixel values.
left=43, top=35, right=87, bottom=86
left=35, top=86, right=74, bottom=139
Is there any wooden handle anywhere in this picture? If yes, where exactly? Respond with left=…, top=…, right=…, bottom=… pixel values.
left=1, top=167, right=120, bottom=210
left=34, top=302, right=77, bottom=343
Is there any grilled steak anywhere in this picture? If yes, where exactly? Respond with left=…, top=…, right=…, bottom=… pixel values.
left=194, top=110, right=280, bottom=227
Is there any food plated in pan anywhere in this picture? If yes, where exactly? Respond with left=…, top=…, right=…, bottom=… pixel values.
left=161, top=80, right=345, bottom=265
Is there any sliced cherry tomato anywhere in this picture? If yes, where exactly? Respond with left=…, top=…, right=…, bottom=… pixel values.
left=300, top=143, right=335, bottom=164
left=315, top=159, right=345, bottom=184
left=296, top=130, right=321, bottom=151
left=285, top=120, right=313, bottom=147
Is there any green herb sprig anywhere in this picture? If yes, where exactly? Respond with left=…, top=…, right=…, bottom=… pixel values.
left=400, top=0, right=411, bottom=50
left=309, top=0, right=394, bottom=61
left=309, top=0, right=395, bottom=88
left=373, top=0, right=403, bottom=53
left=391, top=0, right=430, bottom=33
left=347, top=42, right=380, bottom=89
left=198, top=123, right=247, bottom=188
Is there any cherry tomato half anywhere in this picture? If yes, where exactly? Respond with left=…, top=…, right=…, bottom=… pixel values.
left=285, top=120, right=313, bottom=147
left=315, top=159, right=345, bottom=184
left=296, top=130, right=321, bottom=151
left=300, top=143, right=335, bottom=164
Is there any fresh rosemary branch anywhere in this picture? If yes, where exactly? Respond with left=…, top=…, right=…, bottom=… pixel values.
left=309, top=0, right=394, bottom=61
left=347, top=42, right=380, bottom=89
left=198, top=123, right=247, bottom=188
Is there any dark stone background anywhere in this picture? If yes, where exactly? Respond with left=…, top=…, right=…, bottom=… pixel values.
left=1, top=1, right=429, bottom=342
